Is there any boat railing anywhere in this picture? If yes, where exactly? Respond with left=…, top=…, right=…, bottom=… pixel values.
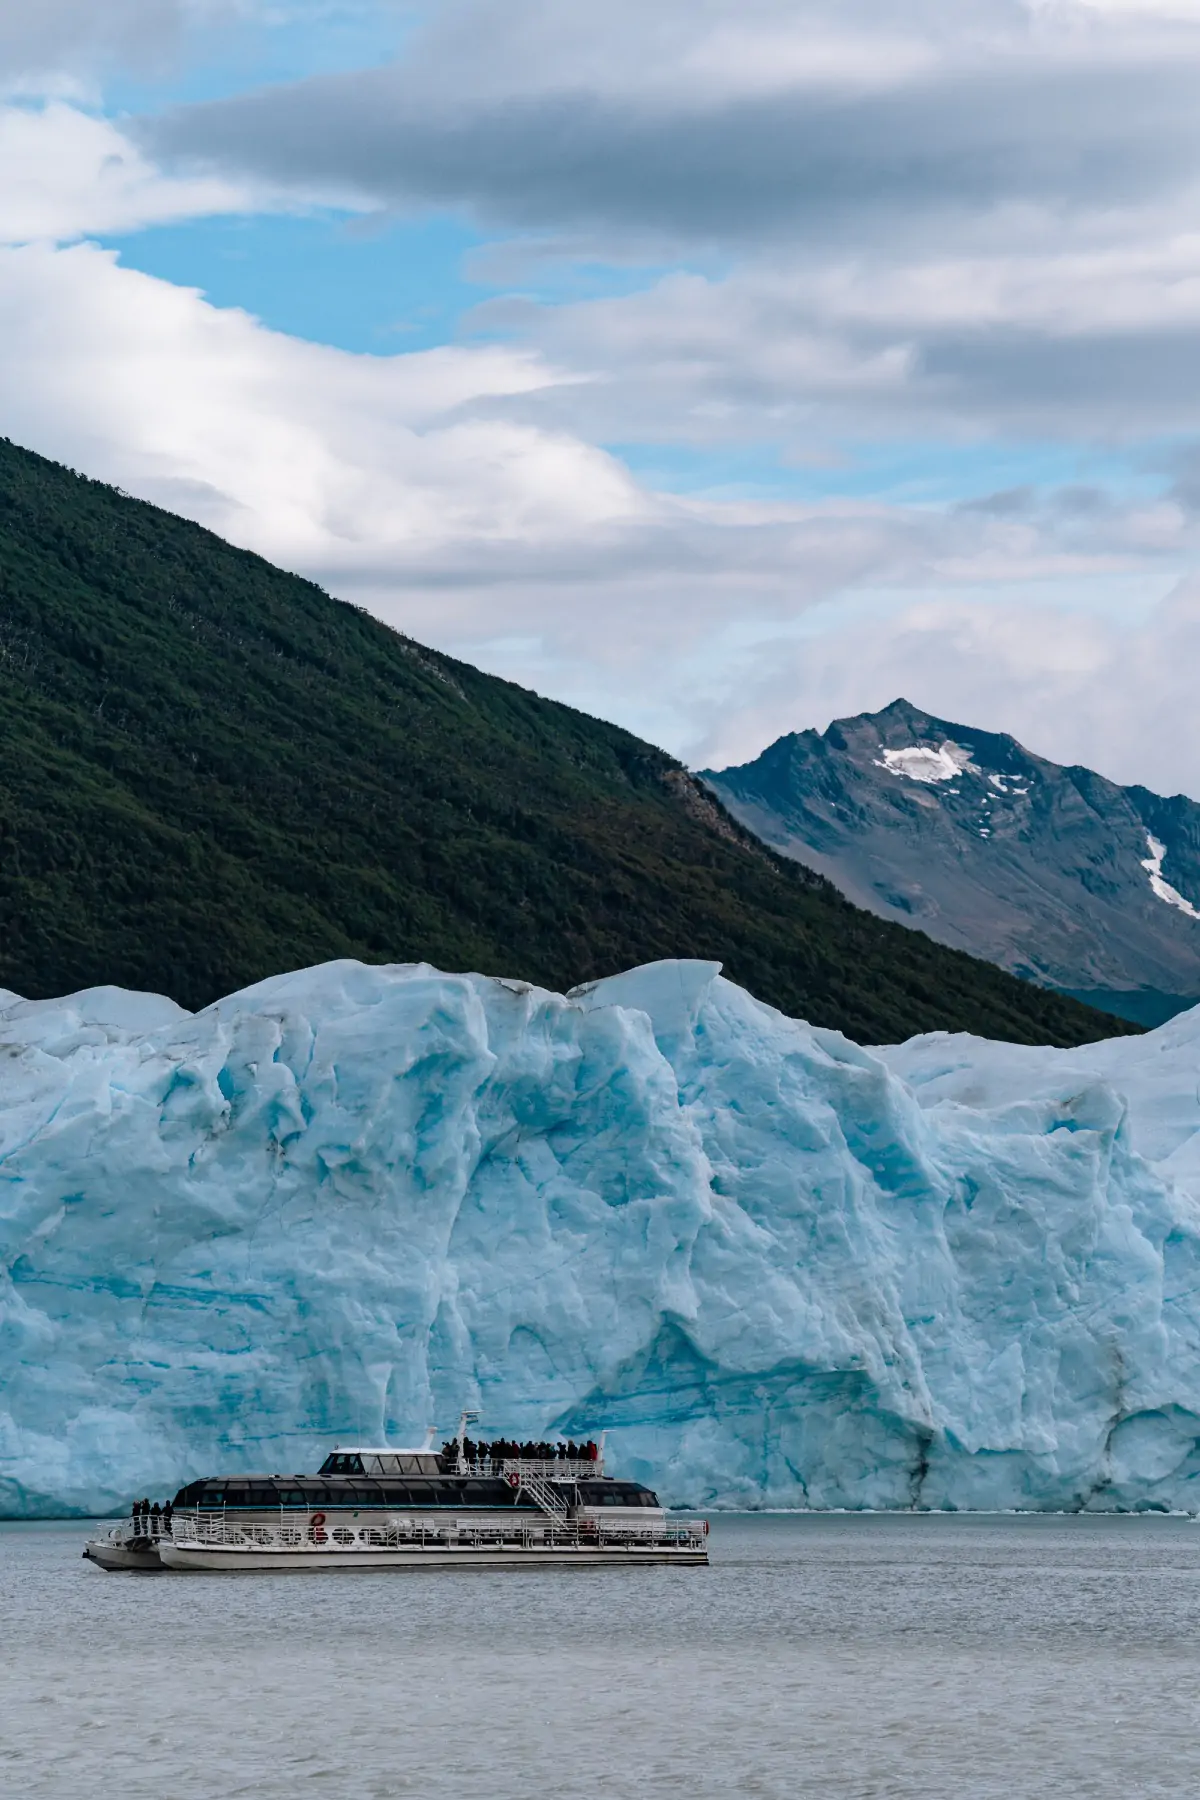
left=167, top=1506, right=706, bottom=1551
left=510, top=1470, right=571, bottom=1519
left=460, top=1456, right=602, bottom=1480
left=102, top=1517, right=173, bottom=1544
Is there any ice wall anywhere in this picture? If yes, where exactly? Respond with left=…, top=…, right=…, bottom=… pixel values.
left=4, top=958, right=1200, bottom=1517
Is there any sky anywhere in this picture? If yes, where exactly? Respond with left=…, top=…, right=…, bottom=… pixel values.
left=6, top=1, right=1200, bottom=790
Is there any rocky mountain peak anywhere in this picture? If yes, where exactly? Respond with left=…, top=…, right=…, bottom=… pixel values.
left=702, top=702, right=1200, bottom=1027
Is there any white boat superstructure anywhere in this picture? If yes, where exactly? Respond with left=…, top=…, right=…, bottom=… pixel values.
left=83, top=1417, right=709, bottom=1572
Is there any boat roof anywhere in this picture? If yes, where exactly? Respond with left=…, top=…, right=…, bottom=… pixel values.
left=333, top=1446, right=432, bottom=1456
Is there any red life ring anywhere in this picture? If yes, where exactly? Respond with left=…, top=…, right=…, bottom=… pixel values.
left=507, top=1472, right=520, bottom=1489
left=309, top=1510, right=327, bottom=1544
left=703, top=1519, right=709, bottom=1536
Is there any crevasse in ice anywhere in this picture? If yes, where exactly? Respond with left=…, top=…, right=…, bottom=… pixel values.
left=4, top=957, right=1200, bottom=1517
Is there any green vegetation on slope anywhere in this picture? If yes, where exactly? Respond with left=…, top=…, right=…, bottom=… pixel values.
left=0, top=438, right=1136, bottom=1045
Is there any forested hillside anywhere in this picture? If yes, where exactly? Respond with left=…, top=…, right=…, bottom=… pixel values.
left=0, top=438, right=1135, bottom=1044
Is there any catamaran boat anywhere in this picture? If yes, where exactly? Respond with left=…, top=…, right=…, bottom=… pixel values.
left=83, top=1415, right=709, bottom=1572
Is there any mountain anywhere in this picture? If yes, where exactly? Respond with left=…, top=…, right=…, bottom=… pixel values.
left=703, top=699, right=1200, bottom=1028
left=0, top=957, right=1193, bottom=1518
left=0, top=438, right=1132, bottom=1046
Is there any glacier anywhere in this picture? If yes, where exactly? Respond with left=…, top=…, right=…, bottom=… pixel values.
left=4, top=956, right=1200, bottom=1517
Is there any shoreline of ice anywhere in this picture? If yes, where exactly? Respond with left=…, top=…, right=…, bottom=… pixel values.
left=5, top=956, right=1200, bottom=1519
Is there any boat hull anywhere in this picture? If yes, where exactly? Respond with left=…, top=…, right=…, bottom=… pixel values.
left=158, top=1539, right=707, bottom=1572
left=83, top=1537, right=165, bottom=1573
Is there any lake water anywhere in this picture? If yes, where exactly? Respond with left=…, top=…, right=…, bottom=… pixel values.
left=4, top=1512, right=1200, bottom=1798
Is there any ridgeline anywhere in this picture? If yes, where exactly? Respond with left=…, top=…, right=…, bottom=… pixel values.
left=0, top=438, right=1136, bottom=1045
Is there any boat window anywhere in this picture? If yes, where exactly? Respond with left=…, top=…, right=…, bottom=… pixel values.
left=318, top=1453, right=365, bottom=1476
left=397, top=1454, right=439, bottom=1476
left=405, top=1481, right=435, bottom=1504
left=382, top=1486, right=411, bottom=1505
left=278, top=1489, right=307, bottom=1507
left=223, top=1489, right=251, bottom=1507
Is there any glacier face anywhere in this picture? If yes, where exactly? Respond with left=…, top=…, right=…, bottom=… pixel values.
left=4, top=957, right=1200, bottom=1517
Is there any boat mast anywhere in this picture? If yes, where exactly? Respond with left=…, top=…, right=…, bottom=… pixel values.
left=454, top=1408, right=480, bottom=1474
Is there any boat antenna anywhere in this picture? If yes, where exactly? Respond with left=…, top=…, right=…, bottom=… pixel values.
left=455, top=1408, right=480, bottom=1474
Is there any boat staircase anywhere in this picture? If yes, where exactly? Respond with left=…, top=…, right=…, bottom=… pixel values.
left=514, top=1470, right=570, bottom=1521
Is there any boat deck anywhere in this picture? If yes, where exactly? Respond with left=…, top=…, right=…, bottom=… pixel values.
left=87, top=1508, right=709, bottom=1570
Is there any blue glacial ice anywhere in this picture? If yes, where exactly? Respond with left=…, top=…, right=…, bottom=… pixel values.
left=4, top=957, right=1200, bottom=1517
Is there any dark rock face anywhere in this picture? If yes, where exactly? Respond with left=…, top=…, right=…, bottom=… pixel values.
left=702, top=699, right=1200, bottom=1025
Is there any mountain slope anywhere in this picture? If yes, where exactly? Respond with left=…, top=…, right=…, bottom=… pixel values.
left=0, top=439, right=1132, bottom=1045
left=703, top=698, right=1200, bottom=1026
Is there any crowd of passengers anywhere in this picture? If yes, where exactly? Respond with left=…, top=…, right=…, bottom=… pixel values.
left=129, top=1498, right=173, bottom=1535
left=445, top=1438, right=600, bottom=1465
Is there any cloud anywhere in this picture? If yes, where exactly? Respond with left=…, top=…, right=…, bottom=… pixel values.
left=452, top=231, right=1200, bottom=458
left=134, top=1, right=1200, bottom=450
left=143, top=3, right=1200, bottom=244
left=0, top=239, right=643, bottom=571
left=0, top=1, right=240, bottom=87
left=0, top=103, right=253, bottom=243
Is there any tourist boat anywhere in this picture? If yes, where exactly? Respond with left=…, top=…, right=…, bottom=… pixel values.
left=82, top=1415, right=709, bottom=1571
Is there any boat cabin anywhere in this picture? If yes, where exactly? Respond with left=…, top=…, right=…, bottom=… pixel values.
left=319, top=1447, right=443, bottom=1477
left=169, top=1472, right=662, bottom=1513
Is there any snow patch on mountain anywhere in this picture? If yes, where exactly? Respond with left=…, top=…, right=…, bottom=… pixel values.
left=1141, top=834, right=1200, bottom=922
left=875, top=741, right=977, bottom=784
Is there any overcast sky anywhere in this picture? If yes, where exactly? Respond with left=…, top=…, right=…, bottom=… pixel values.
left=5, top=0, right=1200, bottom=787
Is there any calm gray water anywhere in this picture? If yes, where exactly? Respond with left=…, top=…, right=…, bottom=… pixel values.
left=4, top=1513, right=1200, bottom=1798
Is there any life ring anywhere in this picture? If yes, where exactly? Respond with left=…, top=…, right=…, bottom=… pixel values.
left=309, top=1510, right=328, bottom=1545
left=703, top=1519, right=709, bottom=1536
left=507, top=1471, right=520, bottom=1489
